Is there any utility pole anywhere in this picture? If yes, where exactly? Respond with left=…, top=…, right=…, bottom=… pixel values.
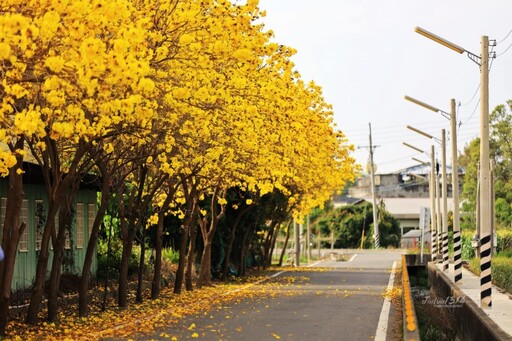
left=430, top=145, right=437, bottom=261
left=441, top=129, right=449, bottom=272
left=451, top=99, right=462, bottom=282
left=294, top=219, right=300, bottom=267
left=368, top=123, right=380, bottom=248
left=479, top=36, right=492, bottom=308
left=435, top=161, right=442, bottom=260
left=307, top=215, right=312, bottom=262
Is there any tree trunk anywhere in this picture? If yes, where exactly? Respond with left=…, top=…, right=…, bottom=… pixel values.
left=197, top=240, right=212, bottom=287
left=173, top=224, right=189, bottom=294
left=0, top=222, right=24, bottom=337
left=46, top=225, right=66, bottom=322
left=118, top=165, right=147, bottom=307
left=151, top=210, right=164, bottom=299
left=185, top=223, right=197, bottom=291
left=174, top=185, right=197, bottom=294
left=221, top=207, right=250, bottom=281
left=263, top=223, right=277, bottom=268
left=151, top=187, right=174, bottom=299
left=26, top=139, right=87, bottom=324
left=238, top=228, right=252, bottom=277
left=278, top=221, right=292, bottom=266
left=47, top=188, right=76, bottom=322
left=25, top=201, right=59, bottom=325
left=267, top=223, right=281, bottom=267
left=197, top=189, right=226, bottom=287
left=0, top=147, right=25, bottom=336
left=136, top=226, right=147, bottom=303
left=118, top=234, right=134, bottom=308
left=101, top=214, right=114, bottom=311
left=79, top=162, right=110, bottom=316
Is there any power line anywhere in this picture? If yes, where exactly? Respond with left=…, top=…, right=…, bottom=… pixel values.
left=459, top=84, right=480, bottom=107
left=461, top=98, right=481, bottom=127
left=497, top=28, right=512, bottom=44
left=497, top=40, right=512, bottom=57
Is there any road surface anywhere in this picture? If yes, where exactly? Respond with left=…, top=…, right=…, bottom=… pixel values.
left=128, top=250, right=402, bottom=340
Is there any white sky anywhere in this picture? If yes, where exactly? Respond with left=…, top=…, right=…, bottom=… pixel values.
left=257, top=0, right=512, bottom=174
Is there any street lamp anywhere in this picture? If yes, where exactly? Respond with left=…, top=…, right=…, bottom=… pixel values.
left=412, top=157, right=429, bottom=166
left=405, top=127, right=441, bottom=267
left=406, top=125, right=434, bottom=139
left=414, top=27, right=465, bottom=54
left=415, top=26, right=492, bottom=308
left=402, top=142, right=424, bottom=154
left=405, top=96, right=461, bottom=282
left=403, top=139, right=441, bottom=261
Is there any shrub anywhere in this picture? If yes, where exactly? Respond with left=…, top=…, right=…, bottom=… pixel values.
left=461, top=231, right=475, bottom=259
left=493, top=256, right=512, bottom=293
left=497, top=230, right=512, bottom=253
left=460, top=229, right=512, bottom=260
left=97, top=239, right=149, bottom=280
left=468, top=257, right=480, bottom=275
left=467, top=254, right=512, bottom=294
left=162, top=248, right=180, bottom=264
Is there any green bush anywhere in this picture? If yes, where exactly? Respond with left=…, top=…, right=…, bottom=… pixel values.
left=467, top=255, right=512, bottom=294
left=497, top=230, right=512, bottom=253
left=162, top=248, right=180, bottom=264
left=460, top=230, right=512, bottom=260
left=493, top=256, right=512, bottom=293
left=461, top=232, right=475, bottom=259
left=97, top=239, right=148, bottom=280
left=468, top=257, right=480, bottom=275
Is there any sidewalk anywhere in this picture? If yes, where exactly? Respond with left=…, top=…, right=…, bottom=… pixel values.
left=436, top=263, right=512, bottom=337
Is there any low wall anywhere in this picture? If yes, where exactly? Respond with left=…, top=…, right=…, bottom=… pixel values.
left=428, top=262, right=511, bottom=341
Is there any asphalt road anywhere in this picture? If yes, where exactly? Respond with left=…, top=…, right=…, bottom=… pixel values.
left=133, top=250, right=402, bottom=341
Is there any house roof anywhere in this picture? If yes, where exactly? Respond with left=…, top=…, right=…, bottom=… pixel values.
left=332, top=195, right=365, bottom=207
left=377, top=197, right=454, bottom=219
left=402, top=229, right=431, bottom=238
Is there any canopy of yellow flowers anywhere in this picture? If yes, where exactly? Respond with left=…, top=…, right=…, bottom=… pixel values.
left=0, top=0, right=356, bottom=217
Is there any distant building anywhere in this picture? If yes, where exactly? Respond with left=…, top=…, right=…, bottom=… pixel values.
left=401, top=229, right=431, bottom=249
left=333, top=163, right=463, bottom=233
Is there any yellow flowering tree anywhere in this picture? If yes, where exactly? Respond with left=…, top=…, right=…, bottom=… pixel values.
left=141, top=0, right=357, bottom=288
left=0, top=0, right=157, bottom=326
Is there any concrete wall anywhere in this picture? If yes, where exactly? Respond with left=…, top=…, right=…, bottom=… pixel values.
left=428, top=263, right=511, bottom=341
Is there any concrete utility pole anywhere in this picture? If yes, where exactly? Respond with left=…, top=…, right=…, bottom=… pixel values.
left=368, top=123, right=380, bottom=248
left=307, top=215, right=312, bottom=262
left=451, top=99, right=462, bottom=282
left=430, top=145, right=437, bottom=261
left=294, top=219, right=300, bottom=267
left=491, top=161, right=496, bottom=255
left=479, top=36, right=492, bottom=308
left=441, top=129, right=449, bottom=272
left=435, top=161, right=442, bottom=260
